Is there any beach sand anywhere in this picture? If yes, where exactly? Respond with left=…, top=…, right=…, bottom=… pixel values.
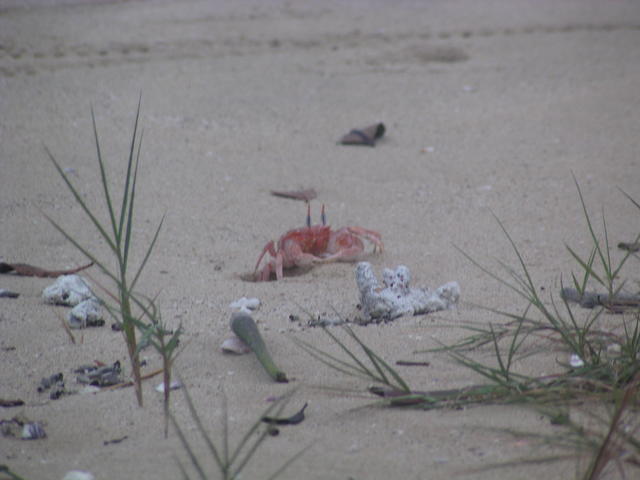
left=1, top=0, right=639, bottom=478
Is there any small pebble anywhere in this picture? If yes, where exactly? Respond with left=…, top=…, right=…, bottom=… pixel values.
left=62, top=471, right=95, bottom=480
left=155, top=380, right=182, bottom=393
left=21, top=422, right=46, bottom=440
left=569, top=353, right=584, bottom=368
left=0, top=289, right=19, bottom=298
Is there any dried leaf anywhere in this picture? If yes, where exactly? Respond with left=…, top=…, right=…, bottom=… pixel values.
left=0, top=261, right=93, bottom=278
left=262, top=403, right=308, bottom=425
left=618, top=241, right=640, bottom=252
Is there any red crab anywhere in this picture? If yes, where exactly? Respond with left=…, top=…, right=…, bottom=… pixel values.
left=254, top=205, right=384, bottom=281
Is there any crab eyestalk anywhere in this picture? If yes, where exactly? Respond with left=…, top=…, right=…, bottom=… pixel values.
left=230, top=312, right=288, bottom=383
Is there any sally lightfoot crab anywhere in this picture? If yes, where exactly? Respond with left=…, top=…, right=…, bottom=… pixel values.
left=254, top=205, right=384, bottom=281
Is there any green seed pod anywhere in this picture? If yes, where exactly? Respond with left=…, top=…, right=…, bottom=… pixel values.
left=230, top=312, right=288, bottom=383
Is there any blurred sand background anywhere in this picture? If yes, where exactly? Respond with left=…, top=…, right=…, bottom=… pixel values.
left=1, top=0, right=639, bottom=478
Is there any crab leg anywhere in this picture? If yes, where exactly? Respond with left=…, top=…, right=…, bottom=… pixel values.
left=346, top=227, right=384, bottom=253
left=254, top=240, right=277, bottom=274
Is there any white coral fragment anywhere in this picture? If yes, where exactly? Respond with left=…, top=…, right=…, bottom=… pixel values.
left=356, top=262, right=460, bottom=322
left=42, top=275, right=95, bottom=306
left=229, top=297, right=261, bottom=314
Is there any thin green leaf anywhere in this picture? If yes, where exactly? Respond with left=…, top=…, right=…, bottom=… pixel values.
left=179, top=381, right=224, bottom=473
left=265, top=443, right=314, bottom=480
left=170, top=414, right=208, bottom=480
left=122, top=128, right=143, bottom=271
left=293, top=337, right=373, bottom=380
left=118, top=95, right=142, bottom=247
left=44, top=147, right=119, bottom=255
left=91, top=107, right=118, bottom=242
left=130, top=214, right=165, bottom=292
left=227, top=395, right=287, bottom=470
left=345, top=327, right=390, bottom=385
left=322, top=327, right=379, bottom=381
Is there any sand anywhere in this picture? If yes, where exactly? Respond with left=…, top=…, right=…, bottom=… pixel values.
left=1, top=0, right=639, bottom=478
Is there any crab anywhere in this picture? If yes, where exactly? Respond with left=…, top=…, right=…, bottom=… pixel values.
left=254, top=205, right=384, bottom=281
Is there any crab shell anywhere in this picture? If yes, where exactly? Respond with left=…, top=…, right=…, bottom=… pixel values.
left=254, top=224, right=383, bottom=281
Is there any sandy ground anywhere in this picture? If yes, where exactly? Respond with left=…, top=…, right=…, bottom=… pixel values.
left=1, top=0, right=640, bottom=478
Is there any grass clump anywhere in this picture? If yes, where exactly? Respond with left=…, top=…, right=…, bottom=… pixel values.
left=294, top=325, right=411, bottom=395
left=44, top=99, right=180, bottom=419
left=299, top=179, right=640, bottom=477
left=172, top=387, right=310, bottom=480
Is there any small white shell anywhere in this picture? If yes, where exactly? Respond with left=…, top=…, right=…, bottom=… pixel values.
left=155, top=380, right=182, bottom=393
left=221, top=335, right=251, bottom=354
left=569, top=353, right=584, bottom=368
left=79, top=385, right=101, bottom=395
left=21, top=422, right=46, bottom=440
left=229, top=297, right=260, bottom=313
left=62, top=471, right=95, bottom=480
left=68, top=298, right=104, bottom=329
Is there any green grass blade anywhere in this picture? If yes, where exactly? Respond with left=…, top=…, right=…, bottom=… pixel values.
left=169, top=414, right=208, bottom=480
left=322, top=327, right=380, bottom=381
left=90, top=107, right=119, bottom=242
left=619, top=187, right=640, bottom=211
left=489, top=323, right=508, bottom=379
left=130, top=214, right=165, bottom=292
left=118, top=95, right=142, bottom=247
left=121, top=136, right=140, bottom=273
left=366, top=349, right=411, bottom=393
left=492, top=213, right=540, bottom=302
left=344, top=326, right=390, bottom=385
left=230, top=429, right=272, bottom=479
left=227, top=396, right=285, bottom=470
left=43, top=214, right=121, bottom=286
left=293, top=337, right=374, bottom=380
left=601, top=208, right=613, bottom=285
left=222, top=390, right=229, bottom=470
left=265, top=444, right=314, bottom=480
left=179, top=383, right=224, bottom=474
left=343, top=326, right=411, bottom=392
left=174, top=456, right=191, bottom=480
left=573, top=175, right=612, bottom=285
left=45, top=147, right=119, bottom=255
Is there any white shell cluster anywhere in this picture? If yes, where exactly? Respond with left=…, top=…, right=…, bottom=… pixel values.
left=42, top=275, right=105, bottom=328
left=42, top=275, right=94, bottom=306
left=356, top=262, right=460, bottom=322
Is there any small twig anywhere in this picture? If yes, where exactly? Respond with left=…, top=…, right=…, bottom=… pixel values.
left=54, top=309, right=76, bottom=345
left=270, top=188, right=317, bottom=202
left=101, top=367, right=164, bottom=391
left=395, top=360, right=431, bottom=367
